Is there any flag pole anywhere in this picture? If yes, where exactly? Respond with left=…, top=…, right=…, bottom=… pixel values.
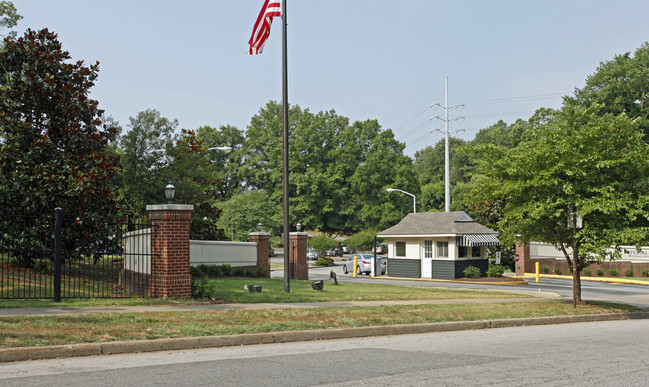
left=281, top=0, right=290, bottom=293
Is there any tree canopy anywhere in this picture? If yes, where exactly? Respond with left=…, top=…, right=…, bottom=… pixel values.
left=0, top=29, right=119, bottom=218
left=470, top=104, right=649, bottom=302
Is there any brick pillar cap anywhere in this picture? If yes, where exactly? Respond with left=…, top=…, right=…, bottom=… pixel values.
left=146, top=204, right=194, bottom=211
left=249, top=232, right=271, bottom=237
left=290, top=232, right=309, bottom=236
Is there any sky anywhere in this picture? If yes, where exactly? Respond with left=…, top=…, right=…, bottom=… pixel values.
left=10, top=0, right=649, bottom=156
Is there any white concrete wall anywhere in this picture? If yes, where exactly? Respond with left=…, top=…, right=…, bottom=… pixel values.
left=123, top=228, right=258, bottom=273
left=124, top=228, right=151, bottom=274
left=190, top=240, right=257, bottom=267
left=529, top=242, right=649, bottom=263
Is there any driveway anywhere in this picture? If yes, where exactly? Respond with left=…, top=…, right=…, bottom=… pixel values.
left=272, top=263, right=649, bottom=310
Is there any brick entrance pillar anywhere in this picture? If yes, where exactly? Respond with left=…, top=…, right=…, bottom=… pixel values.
left=289, top=232, right=308, bottom=280
left=515, top=241, right=530, bottom=276
left=147, top=204, right=194, bottom=298
left=250, top=232, right=271, bottom=277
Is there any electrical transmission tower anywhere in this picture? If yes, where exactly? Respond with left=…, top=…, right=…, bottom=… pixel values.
left=431, top=77, right=464, bottom=212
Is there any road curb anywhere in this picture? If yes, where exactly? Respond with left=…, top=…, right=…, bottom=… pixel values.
left=521, top=273, right=649, bottom=286
left=2, top=311, right=648, bottom=363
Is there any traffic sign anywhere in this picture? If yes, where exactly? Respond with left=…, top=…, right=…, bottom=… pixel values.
left=515, top=254, right=520, bottom=262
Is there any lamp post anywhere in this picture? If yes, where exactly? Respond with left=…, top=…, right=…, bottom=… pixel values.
left=165, top=183, right=175, bottom=204
left=386, top=188, right=416, bottom=213
left=257, top=222, right=263, bottom=232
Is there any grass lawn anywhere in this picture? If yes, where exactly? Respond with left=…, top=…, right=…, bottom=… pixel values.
left=0, top=278, right=640, bottom=349
left=0, top=300, right=636, bottom=348
left=196, top=277, right=531, bottom=303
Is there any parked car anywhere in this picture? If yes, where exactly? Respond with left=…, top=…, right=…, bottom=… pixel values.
left=342, top=254, right=386, bottom=275
left=372, top=244, right=387, bottom=254
left=342, top=245, right=351, bottom=254
left=268, top=248, right=275, bottom=257
left=307, top=248, right=318, bottom=260
left=326, top=246, right=344, bottom=257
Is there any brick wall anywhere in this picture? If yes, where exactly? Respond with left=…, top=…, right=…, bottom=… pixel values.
left=516, top=241, right=649, bottom=277
left=250, top=232, right=271, bottom=277
left=147, top=204, right=193, bottom=298
left=289, top=232, right=308, bottom=280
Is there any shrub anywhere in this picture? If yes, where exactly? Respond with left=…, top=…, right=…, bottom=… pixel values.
left=315, top=257, right=334, bottom=266
left=255, top=266, right=268, bottom=278
left=642, top=269, right=649, bottom=278
left=554, top=268, right=562, bottom=275
left=206, top=265, right=222, bottom=277
left=583, top=269, right=592, bottom=277
left=191, top=276, right=215, bottom=299
left=596, top=269, right=604, bottom=277
left=541, top=265, right=550, bottom=274
left=220, top=264, right=232, bottom=276
left=189, top=266, right=202, bottom=277
left=463, top=265, right=481, bottom=279
left=625, top=269, right=634, bottom=277
left=486, top=265, right=505, bottom=277
left=232, top=267, right=245, bottom=277
left=609, top=268, right=619, bottom=277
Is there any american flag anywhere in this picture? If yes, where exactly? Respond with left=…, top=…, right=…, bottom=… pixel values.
left=247, top=0, right=282, bottom=55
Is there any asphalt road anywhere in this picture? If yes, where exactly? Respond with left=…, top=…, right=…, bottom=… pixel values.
left=272, top=260, right=649, bottom=309
left=2, top=319, right=648, bottom=386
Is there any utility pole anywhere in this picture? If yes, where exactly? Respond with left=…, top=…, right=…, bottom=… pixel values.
left=432, top=77, right=464, bottom=212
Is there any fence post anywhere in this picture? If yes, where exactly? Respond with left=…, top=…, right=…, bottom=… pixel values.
left=54, top=207, right=62, bottom=302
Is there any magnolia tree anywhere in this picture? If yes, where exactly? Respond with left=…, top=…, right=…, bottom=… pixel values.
left=471, top=104, right=649, bottom=305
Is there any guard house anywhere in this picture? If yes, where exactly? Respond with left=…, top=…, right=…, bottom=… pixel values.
left=377, top=211, right=499, bottom=279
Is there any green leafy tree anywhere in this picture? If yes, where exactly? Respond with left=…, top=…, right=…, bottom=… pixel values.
left=118, top=109, right=177, bottom=219
left=0, top=1, right=21, bottom=39
left=164, top=129, right=226, bottom=240
left=0, top=29, right=119, bottom=217
left=307, top=234, right=337, bottom=256
left=196, top=124, right=245, bottom=200
left=470, top=104, right=649, bottom=304
left=567, top=42, right=649, bottom=137
left=0, top=29, right=119, bottom=264
left=217, top=190, right=281, bottom=241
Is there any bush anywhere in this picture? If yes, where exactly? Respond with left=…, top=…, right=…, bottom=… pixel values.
left=642, top=269, right=649, bottom=278
left=191, top=276, right=216, bottom=299
left=486, top=265, right=505, bottom=277
left=625, top=269, right=634, bottom=277
left=206, top=265, right=222, bottom=277
left=609, top=268, right=619, bottom=277
left=315, top=257, right=334, bottom=266
left=554, top=268, right=562, bottom=275
left=541, top=265, right=550, bottom=274
left=256, top=266, right=268, bottom=278
left=463, top=265, right=481, bottom=279
left=597, top=269, right=605, bottom=277
left=583, top=269, right=592, bottom=277
left=189, top=266, right=202, bottom=277
left=220, top=264, right=232, bottom=276
left=233, top=268, right=245, bottom=277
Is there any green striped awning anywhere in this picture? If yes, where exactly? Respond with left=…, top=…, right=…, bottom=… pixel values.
left=457, top=234, right=500, bottom=247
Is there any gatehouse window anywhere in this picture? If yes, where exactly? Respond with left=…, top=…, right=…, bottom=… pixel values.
left=396, top=241, right=406, bottom=257
left=437, top=241, right=448, bottom=258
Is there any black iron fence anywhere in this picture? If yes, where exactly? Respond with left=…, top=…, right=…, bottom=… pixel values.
left=0, top=208, right=156, bottom=301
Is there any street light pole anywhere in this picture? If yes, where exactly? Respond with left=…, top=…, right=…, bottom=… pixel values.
left=386, top=188, right=416, bottom=213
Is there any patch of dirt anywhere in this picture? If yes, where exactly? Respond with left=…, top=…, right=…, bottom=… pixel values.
left=454, top=276, right=523, bottom=282
left=208, top=298, right=236, bottom=304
